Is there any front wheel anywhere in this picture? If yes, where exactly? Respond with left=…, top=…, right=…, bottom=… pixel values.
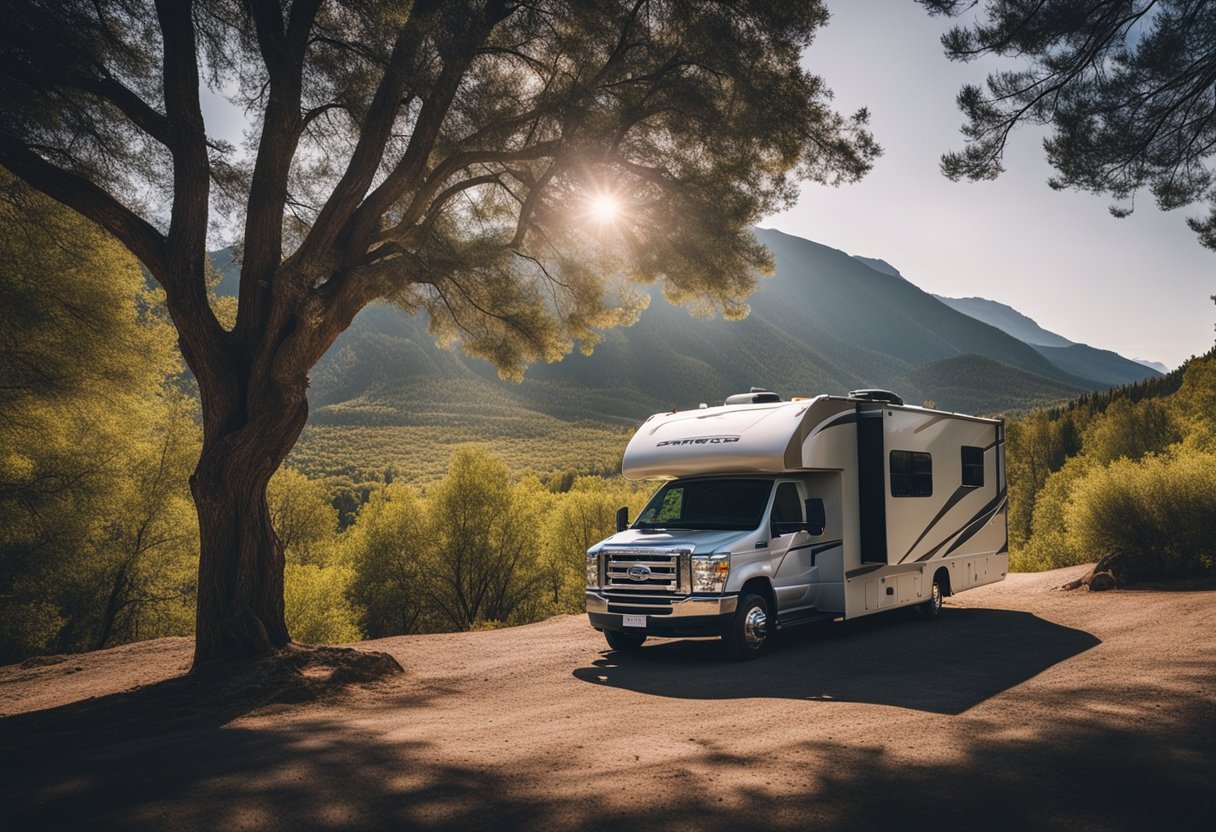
left=723, top=593, right=770, bottom=661
left=605, top=629, right=647, bottom=652
left=917, top=576, right=944, bottom=619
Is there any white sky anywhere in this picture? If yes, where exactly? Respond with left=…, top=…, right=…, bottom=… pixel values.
left=763, top=0, right=1214, bottom=369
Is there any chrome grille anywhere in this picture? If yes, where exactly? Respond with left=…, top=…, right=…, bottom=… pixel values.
left=604, top=549, right=687, bottom=593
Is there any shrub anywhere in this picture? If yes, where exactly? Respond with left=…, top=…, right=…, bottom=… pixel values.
left=284, top=563, right=361, bottom=645
left=1065, top=452, right=1216, bottom=581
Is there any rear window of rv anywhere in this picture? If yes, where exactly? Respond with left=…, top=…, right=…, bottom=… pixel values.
left=961, top=446, right=984, bottom=487
left=890, top=451, right=932, bottom=497
left=636, top=479, right=773, bottom=531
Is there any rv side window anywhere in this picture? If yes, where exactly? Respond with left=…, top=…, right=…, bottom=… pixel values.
left=961, top=446, right=984, bottom=487
left=890, top=451, right=932, bottom=497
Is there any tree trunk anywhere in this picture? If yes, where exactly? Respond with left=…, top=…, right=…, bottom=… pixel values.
left=189, top=382, right=309, bottom=668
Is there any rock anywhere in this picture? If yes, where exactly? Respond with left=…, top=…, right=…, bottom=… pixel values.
left=1087, top=571, right=1118, bottom=591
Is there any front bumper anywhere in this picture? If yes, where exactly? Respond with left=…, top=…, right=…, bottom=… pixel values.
left=585, top=591, right=738, bottom=638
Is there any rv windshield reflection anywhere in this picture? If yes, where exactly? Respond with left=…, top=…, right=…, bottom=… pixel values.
left=635, top=478, right=773, bottom=531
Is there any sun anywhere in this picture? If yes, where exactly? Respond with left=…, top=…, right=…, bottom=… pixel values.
left=587, top=192, right=622, bottom=225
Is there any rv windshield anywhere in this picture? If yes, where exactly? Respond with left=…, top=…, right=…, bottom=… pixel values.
left=635, top=478, right=773, bottom=531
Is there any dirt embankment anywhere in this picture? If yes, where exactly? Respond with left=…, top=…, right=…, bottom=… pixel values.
left=1, top=565, right=1213, bottom=831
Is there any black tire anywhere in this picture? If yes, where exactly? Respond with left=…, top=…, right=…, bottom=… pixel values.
left=605, top=629, right=647, bottom=651
left=723, top=592, right=770, bottom=661
left=917, top=575, right=944, bottom=619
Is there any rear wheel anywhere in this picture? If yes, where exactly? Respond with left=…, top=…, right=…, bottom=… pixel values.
left=723, top=593, right=770, bottom=661
left=917, top=575, right=944, bottom=619
left=605, top=630, right=647, bottom=651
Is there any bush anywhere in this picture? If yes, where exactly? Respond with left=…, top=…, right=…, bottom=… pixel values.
left=1065, top=453, right=1216, bottom=581
left=1015, top=456, right=1093, bottom=572
left=284, top=563, right=362, bottom=645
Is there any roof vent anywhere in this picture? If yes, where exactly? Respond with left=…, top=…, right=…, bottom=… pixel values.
left=849, top=389, right=904, bottom=406
left=725, top=387, right=781, bottom=405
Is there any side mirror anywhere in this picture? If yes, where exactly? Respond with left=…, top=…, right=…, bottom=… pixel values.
left=615, top=506, right=629, bottom=533
left=805, top=498, right=826, bottom=536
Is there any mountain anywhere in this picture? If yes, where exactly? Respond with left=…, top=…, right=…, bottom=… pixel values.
left=851, top=256, right=904, bottom=279
left=281, top=227, right=1106, bottom=428
left=933, top=295, right=1074, bottom=348
left=207, top=228, right=1158, bottom=482
left=934, top=294, right=1161, bottom=386
left=1133, top=358, right=1171, bottom=374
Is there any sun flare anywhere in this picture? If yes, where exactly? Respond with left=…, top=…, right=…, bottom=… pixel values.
left=588, top=193, right=622, bottom=224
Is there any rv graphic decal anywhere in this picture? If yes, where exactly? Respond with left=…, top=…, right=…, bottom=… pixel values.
left=655, top=436, right=741, bottom=447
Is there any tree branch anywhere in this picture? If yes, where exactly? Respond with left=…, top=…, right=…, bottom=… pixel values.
left=78, top=72, right=174, bottom=147
left=0, top=134, right=169, bottom=278
left=236, top=0, right=323, bottom=347
left=337, top=0, right=514, bottom=265
left=301, top=0, right=446, bottom=261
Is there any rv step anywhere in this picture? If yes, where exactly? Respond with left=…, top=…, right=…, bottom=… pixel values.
left=775, top=610, right=840, bottom=630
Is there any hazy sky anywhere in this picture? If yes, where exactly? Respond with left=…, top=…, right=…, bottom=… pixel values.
left=200, top=2, right=1214, bottom=369
left=764, top=0, right=1213, bottom=369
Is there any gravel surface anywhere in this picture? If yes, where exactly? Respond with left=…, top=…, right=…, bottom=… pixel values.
left=2, top=565, right=1213, bottom=831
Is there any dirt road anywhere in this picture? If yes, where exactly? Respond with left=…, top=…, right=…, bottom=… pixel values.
left=2, top=565, right=1213, bottom=831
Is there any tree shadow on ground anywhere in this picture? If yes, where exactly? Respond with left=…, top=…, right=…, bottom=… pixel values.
left=0, top=644, right=404, bottom=758
left=573, top=608, right=1100, bottom=714
left=1, top=670, right=1212, bottom=831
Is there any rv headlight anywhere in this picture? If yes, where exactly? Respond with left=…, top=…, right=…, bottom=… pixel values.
left=586, top=552, right=600, bottom=589
left=692, top=554, right=730, bottom=593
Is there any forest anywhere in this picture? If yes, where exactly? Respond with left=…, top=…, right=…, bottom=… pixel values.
left=3, top=176, right=1214, bottom=663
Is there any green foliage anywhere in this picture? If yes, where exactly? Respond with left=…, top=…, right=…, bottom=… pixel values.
left=538, top=476, right=651, bottom=614
left=423, top=448, right=549, bottom=630
left=1008, top=343, right=1216, bottom=580
left=343, top=447, right=654, bottom=637
left=1080, top=399, right=1181, bottom=466
left=269, top=467, right=339, bottom=566
left=284, top=563, right=361, bottom=645
left=921, top=0, right=1216, bottom=250
left=0, top=175, right=199, bottom=661
left=1066, top=454, right=1216, bottom=580
left=1169, top=353, right=1216, bottom=451
left=344, top=485, right=437, bottom=638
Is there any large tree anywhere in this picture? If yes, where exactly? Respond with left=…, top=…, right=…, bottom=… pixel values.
left=0, top=0, right=877, bottom=665
left=920, top=0, right=1216, bottom=251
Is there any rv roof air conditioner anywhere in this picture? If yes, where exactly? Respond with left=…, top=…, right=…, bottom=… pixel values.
left=724, top=387, right=781, bottom=405
left=848, top=389, right=904, bottom=406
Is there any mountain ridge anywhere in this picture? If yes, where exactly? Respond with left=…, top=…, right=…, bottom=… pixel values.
left=933, top=293, right=1161, bottom=385
left=210, top=229, right=1156, bottom=441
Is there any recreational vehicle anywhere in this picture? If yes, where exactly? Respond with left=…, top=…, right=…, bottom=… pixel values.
left=585, top=389, right=1008, bottom=659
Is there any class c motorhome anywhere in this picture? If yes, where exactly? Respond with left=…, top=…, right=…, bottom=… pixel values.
left=585, top=389, right=1008, bottom=659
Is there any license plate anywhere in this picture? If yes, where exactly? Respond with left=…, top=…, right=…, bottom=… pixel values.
left=622, top=614, right=646, bottom=628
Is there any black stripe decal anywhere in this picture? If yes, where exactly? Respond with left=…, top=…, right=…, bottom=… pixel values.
left=811, top=540, right=843, bottom=566
left=816, top=412, right=859, bottom=432
left=914, top=491, right=1011, bottom=561
left=914, top=489, right=1007, bottom=563
left=941, top=492, right=1008, bottom=558
left=776, top=540, right=843, bottom=572
left=898, top=485, right=972, bottom=563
